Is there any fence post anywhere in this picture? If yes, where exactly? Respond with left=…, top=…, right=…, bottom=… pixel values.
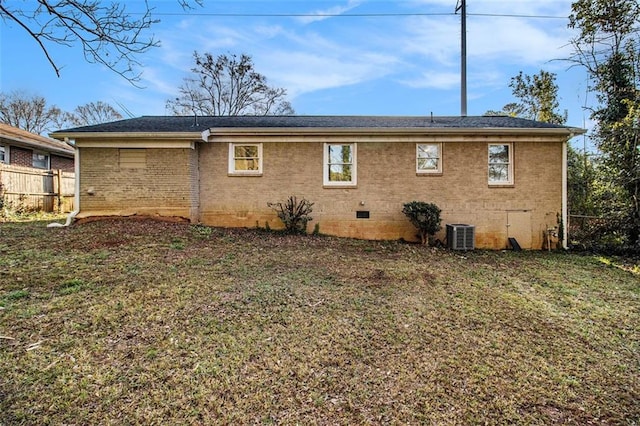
left=55, top=169, right=63, bottom=213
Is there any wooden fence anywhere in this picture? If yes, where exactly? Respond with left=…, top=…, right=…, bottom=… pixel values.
left=0, top=164, right=75, bottom=213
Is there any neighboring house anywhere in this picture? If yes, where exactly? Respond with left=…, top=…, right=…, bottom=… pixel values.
left=51, top=115, right=584, bottom=249
left=0, top=123, right=75, bottom=171
left=0, top=124, right=76, bottom=213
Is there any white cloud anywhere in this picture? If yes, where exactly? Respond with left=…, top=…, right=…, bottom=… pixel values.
left=466, top=17, right=574, bottom=65
left=256, top=48, right=399, bottom=98
left=400, top=17, right=461, bottom=67
left=401, top=71, right=460, bottom=90
left=296, top=0, right=364, bottom=24
left=122, top=0, right=584, bottom=115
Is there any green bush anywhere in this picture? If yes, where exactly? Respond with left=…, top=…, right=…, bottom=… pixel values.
left=268, top=196, right=314, bottom=234
left=402, top=201, right=442, bottom=245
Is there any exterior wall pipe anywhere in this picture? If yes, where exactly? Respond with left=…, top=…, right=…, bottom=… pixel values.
left=47, top=141, right=79, bottom=228
left=562, top=137, right=569, bottom=249
left=460, top=0, right=467, bottom=117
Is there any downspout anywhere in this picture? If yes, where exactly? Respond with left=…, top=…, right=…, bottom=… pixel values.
left=562, top=137, right=569, bottom=249
left=48, top=142, right=79, bottom=228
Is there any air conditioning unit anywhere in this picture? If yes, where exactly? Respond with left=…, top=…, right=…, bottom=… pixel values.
left=446, top=224, right=475, bottom=250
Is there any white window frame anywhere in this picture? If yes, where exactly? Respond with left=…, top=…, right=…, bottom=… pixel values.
left=0, top=145, right=6, bottom=164
left=32, top=151, right=50, bottom=169
left=228, top=143, right=263, bottom=175
left=416, top=143, right=442, bottom=174
left=488, top=143, right=513, bottom=185
left=323, top=143, right=357, bottom=187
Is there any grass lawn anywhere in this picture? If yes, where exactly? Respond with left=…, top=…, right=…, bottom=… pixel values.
left=1, top=218, right=638, bottom=425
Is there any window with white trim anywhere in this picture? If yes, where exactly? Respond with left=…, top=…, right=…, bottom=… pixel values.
left=228, top=143, right=262, bottom=175
left=0, top=145, right=5, bottom=163
left=416, top=143, right=442, bottom=174
left=324, top=143, right=356, bottom=186
left=32, top=152, right=49, bottom=169
left=488, top=143, right=513, bottom=185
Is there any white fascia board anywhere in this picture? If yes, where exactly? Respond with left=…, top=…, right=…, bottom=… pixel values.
left=204, top=128, right=585, bottom=145
left=204, top=126, right=586, bottom=140
left=54, top=132, right=203, bottom=149
left=52, top=131, right=204, bottom=144
left=75, top=140, right=196, bottom=149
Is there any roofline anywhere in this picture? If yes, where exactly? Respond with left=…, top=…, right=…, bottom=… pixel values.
left=204, top=126, right=586, bottom=137
left=50, top=132, right=205, bottom=141
left=0, top=137, right=74, bottom=157
left=51, top=126, right=586, bottom=142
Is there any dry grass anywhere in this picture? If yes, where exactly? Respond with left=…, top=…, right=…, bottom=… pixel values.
left=1, top=217, right=638, bottom=425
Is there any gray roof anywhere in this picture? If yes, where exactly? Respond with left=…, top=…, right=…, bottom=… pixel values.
left=52, top=115, right=580, bottom=134
left=1, top=123, right=74, bottom=157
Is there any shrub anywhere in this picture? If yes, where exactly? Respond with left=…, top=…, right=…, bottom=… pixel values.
left=268, top=196, right=314, bottom=234
left=402, top=201, right=442, bottom=245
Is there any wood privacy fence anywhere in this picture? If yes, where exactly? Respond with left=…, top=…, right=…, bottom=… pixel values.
left=0, top=164, right=75, bottom=213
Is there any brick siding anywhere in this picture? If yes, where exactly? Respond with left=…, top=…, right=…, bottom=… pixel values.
left=79, top=147, right=194, bottom=219
left=77, top=136, right=565, bottom=249
left=51, top=154, right=74, bottom=172
left=9, top=146, right=33, bottom=168
left=197, top=139, right=562, bottom=249
left=6, top=145, right=73, bottom=171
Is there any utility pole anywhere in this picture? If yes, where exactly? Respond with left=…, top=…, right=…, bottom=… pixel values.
left=455, top=0, right=467, bottom=117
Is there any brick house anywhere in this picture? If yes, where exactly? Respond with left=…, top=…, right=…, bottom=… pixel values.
left=51, top=115, right=584, bottom=249
left=0, top=123, right=74, bottom=171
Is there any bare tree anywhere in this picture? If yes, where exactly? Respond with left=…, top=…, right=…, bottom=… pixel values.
left=0, top=1, right=201, bottom=84
left=0, top=91, right=62, bottom=134
left=167, top=52, right=295, bottom=116
left=65, top=101, right=123, bottom=127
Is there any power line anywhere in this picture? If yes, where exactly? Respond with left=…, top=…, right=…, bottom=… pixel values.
left=469, top=13, right=566, bottom=19
left=149, top=11, right=568, bottom=20
left=151, top=12, right=454, bottom=17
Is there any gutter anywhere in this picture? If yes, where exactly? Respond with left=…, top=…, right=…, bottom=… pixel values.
left=50, top=131, right=203, bottom=140
left=204, top=126, right=583, bottom=137
left=47, top=141, right=80, bottom=228
left=562, top=136, right=570, bottom=249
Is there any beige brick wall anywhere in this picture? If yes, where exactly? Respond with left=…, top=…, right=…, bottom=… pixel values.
left=79, top=147, right=195, bottom=219
left=76, top=136, right=564, bottom=249
left=198, top=137, right=564, bottom=249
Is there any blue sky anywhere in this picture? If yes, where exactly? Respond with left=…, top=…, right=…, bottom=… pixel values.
left=0, top=0, right=591, bottom=143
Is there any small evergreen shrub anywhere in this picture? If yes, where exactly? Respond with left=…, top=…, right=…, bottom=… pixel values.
left=268, top=196, right=314, bottom=234
left=402, top=201, right=442, bottom=245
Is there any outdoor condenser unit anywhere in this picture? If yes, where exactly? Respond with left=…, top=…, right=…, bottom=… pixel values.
left=446, top=224, right=475, bottom=250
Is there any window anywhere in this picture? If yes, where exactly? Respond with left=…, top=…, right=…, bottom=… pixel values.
left=324, top=143, right=356, bottom=186
left=119, top=149, right=147, bottom=169
left=0, top=146, right=5, bottom=163
left=228, top=143, right=262, bottom=175
left=32, top=152, right=49, bottom=169
left=416, top=143, right=442, bottom=174
left=488, top=143, right=513, bottom=185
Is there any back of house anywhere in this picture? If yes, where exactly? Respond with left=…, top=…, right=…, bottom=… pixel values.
left=51, top=115, right=584, bottom=249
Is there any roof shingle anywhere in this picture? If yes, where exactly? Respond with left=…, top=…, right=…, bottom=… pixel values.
left=52, top=115, right=580, bottom=135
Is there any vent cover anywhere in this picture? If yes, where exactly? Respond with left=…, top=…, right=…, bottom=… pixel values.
left=446, top=224, right=475, bottom=250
